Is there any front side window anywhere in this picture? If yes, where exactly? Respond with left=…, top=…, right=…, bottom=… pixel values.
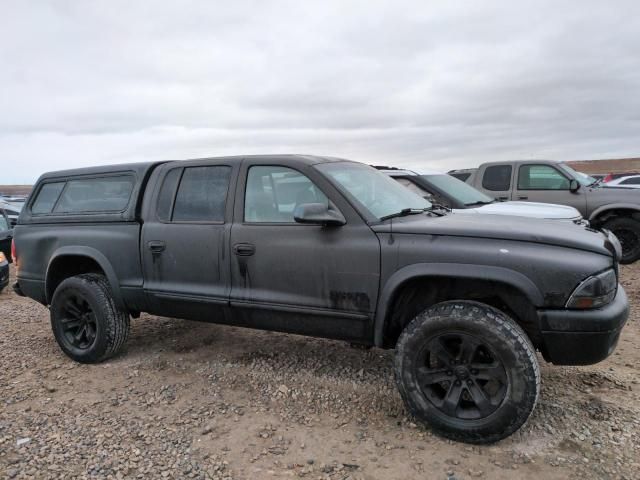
left=482, top=165, right=512, bottom=191
left=315, top=162, right=430, bottom=220
left=31, top=182, right=65, bottom=214
left=244, top=166, right=328, bottom=223
left=172, top=166, right=231, bottom=222
left=54, top=176, right=135, bottom=213
left=518, top=165, right=569, bottom=190
left=0, top=213, right=8, bottom=230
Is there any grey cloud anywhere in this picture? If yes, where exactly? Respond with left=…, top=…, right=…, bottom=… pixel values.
left=1, top=1, right=640, bottom=182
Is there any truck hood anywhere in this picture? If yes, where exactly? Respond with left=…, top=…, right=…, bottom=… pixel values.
left=372, top=213, right=614, bottom=257
left=455, top=201, right=581, bottom=220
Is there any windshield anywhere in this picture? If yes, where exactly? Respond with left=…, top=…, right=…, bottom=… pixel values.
left=315, top=162, right=431, bottom=220
left=422, top=174, right=493, bottom=205
left=558, top=163, right=596, bottom=186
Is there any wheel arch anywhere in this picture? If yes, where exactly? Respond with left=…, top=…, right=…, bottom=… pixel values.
left=588, top=204, right=640, bottom=224
left=374, top=263, right=544, bottom=348
left=45, top=246, right=125, bottom=309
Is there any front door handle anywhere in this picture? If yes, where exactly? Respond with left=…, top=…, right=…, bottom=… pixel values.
left=496, top=196, right=509, bottom=201
left=517, top=195, right=528, bottom=200
left=233, top=243, right=256, bottom=256
left=148, top=241, right=166, bottom=254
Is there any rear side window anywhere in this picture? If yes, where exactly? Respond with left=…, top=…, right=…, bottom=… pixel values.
left=172, top=166, right=231, bottom=222
left=54, top=176, right=135, bottom=213
left=482, top=165, right=512, bottom=191
left=31, top=182, right=65, bottom=214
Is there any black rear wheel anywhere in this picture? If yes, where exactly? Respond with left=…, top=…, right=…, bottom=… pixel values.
left=394, top=301, right=539, bottom=444
left=50, top=274, right=130, bottom=363
left=604, top=217, right=640, bottom=264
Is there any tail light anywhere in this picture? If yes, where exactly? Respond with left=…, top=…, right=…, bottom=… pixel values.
left=11, top=238, right=17, bottom=267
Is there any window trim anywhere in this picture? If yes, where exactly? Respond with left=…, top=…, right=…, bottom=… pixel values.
left=30, top=173, right=136, bottom=216
left=156, top=165, right=233, bottom=225
left=242, top=164, right=339, bottom=226
left=517, top=164, right=571, bottom=191
left=482, top=165, right=513, bottom=192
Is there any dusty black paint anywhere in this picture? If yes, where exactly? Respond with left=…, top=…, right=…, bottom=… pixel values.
left=330, top=290, right=371, bottom=312
left=14, top=154, right=629, bottom=366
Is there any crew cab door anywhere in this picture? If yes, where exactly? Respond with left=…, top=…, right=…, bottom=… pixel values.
left=228, top=159, right=380, bottom=342
left=512, top=163, right=587, bottom=215
left=141, top=159, right=238, bottom=321
left=475, top=163, right=515, bottom=201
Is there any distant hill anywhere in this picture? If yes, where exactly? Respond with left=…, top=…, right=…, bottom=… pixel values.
left=0, top=185, right=32, bottom=196
left=566, top=158, right=640, bottom=175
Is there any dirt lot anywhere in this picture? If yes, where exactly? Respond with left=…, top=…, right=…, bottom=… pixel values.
left=1, top=265, right=639, bottom=480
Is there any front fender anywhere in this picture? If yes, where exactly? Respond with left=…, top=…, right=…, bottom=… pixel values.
left=373, top=263, right=544, bottom=347
left=45, top=246, right=125, bottom=309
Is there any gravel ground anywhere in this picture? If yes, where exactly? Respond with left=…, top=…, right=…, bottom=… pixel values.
left=1, top=264, right=639, bottom=480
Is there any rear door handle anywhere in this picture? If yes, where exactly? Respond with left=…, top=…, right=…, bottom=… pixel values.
left=233, top=243, right=255, bottom=256
left=517, top=195, right=528, bottom=200
left=148, top=241, right=166, bottom=254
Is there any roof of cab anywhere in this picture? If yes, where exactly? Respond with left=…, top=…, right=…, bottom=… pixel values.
left=38, top=154, right=349, bottom=181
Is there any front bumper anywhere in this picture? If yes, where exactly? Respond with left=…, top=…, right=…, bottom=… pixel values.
left=537, top=285, right=629, bottom=365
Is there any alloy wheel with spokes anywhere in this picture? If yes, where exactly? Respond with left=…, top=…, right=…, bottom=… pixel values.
left=415, top=332, right=507, bottom=420
left=60, top=293, right=98, bottom=350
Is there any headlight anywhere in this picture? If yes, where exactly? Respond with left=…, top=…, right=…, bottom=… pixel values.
left=566, top=269, right=617, bottom=309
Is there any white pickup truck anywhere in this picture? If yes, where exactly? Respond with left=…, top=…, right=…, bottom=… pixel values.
left=375, top=166, right=584, bottom=223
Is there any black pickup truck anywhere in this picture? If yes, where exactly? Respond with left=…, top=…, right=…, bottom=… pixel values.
left=13, top=155, right=629, bottom=443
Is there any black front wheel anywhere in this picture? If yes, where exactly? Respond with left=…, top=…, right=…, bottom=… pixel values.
left=394, top=301, right=540, bottom=444
left=604, top=217, right=640, bottom=264
left=50, top=274, right=130, bottom=363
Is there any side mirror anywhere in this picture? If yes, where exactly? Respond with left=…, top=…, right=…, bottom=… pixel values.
left=569, top=179, right=580, bottom=192
left=294, top=203, right=346, bottom=226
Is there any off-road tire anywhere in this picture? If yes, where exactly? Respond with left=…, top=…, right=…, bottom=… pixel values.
left=394, top=301, right=540, bottom=444
left=50, top=274, right=130, bottom=363
left=603, top=217, right=640, bottom=264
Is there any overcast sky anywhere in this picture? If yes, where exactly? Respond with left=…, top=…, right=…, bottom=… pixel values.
left=1, top=1, right=639, bottom=183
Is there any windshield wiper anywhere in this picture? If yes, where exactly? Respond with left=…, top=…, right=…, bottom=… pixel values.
left=464, top=200, right=493, bottom=207
left=379, top=208, right=429, bottom=222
